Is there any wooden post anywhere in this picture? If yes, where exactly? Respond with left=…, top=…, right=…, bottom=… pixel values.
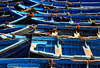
left=83, top=45, right=92, bottom=57
left=55, top=44, right=62, bottom=55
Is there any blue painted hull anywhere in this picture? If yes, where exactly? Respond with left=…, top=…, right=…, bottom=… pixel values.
left=0, top=27, right=23, bottom=33
left=31, top=36, right=100, bottom=57
left=23, top=0, right=100, bottom=7
left=0, top=58, right=100, bottom=68
left=31, top=17, right=97, bottom=26
left=35, top=25, right=98, bottom=36
left=0, top=34, right=32, bottom=58
left=15, top=5, right=100, bottom=22
left=9, top=9, right=100, bottom=25
left=0, top=17, right=19, bottom=24
left=0, top=9, right=29, bottom=24
left=23, top=0, right=39, bottom=6
left=0, top=1, right=23, bottom=7
left=8, top=9, right=31, bottom=24
left=17, top=3, right=100, bottom=14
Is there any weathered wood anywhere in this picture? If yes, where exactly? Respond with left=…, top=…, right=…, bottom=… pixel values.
left=55, top=45, right=62, bottom=55
left=83, top=45, right=92, bottom=57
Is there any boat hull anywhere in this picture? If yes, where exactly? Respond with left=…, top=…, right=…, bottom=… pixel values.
left=0, top=58, right=100, bottom=68
left=0, top=34, right=32, bottom=58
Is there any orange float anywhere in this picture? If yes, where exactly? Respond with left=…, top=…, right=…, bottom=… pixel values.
left=76, top=23, right=80, bottom=31
left=27, top=13, right=30, bottom=17
left=51, top=13, right=54, bottom=17
left=47, top=32, right=50, bottom=36
left=5, top=22, right=9, bottom=24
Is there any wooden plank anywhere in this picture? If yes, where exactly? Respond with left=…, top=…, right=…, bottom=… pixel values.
left=83, top=45, right=92, bottom=57
left=30, top=43, right=37, bottom=50
left=55, top=44, right=62, bottom=55
left=74, top=32, right=80, bottom=38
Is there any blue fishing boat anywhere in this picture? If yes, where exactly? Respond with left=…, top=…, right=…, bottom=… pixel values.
left=0, top=33, right=32, bottom=58
left=16, top=3, right=100, bottom=14
left=9, top=9, right=99, bottom=26
left=10, top=24, right=99, bottom=37
left=29, top=27, right=100, bottom=57
left=23, top=0, right=100, bottom=7
left=30, top=16, right=96, bottom=26
left=0, top=0, right=23, bottom=7
left=13, top=4, right=100, bottom=23
left=0, top=7, right=15, bottom=11
left=0, top=58, right=100, bottom=68
left=0, top=9, right=31, bottom=24
left=12, top=7, right=100, bottom=23
left=0, top=24, right=27, bottom=33
left=30, top=33, right=100, bottom=58
left=11, top=25, right=36, bottom=35
left=35, top=24, right=99, bottom=36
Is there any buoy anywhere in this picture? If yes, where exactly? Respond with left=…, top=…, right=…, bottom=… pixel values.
left=51, top=13, right=54, bottom=17
left=30, top=13, right=34, bottom=17
left=5, top=22, right=9, bottom=25
left=76, top=23, right=80, bottom=31
left=27, top=13, right=30, bottom=17
left=47, top=32, right=50, bottom=36
left=27, top=13, right=34, bottom=17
